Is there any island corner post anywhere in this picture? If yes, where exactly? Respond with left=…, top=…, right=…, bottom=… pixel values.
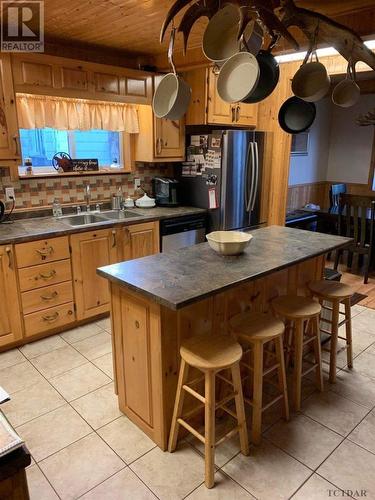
left=99, top=226, right=352, bottom=450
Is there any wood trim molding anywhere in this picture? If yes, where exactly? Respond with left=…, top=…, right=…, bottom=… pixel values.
left=367, top=127, right=375, bottom=190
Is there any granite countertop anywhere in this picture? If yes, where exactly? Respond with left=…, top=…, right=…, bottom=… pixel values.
left=98, top=226, right=352, bottom=310
left=0, top=206, right=206, bottom=245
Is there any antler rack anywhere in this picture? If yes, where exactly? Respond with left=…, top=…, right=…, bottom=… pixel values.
left=160, top=0, right=375, bottom=71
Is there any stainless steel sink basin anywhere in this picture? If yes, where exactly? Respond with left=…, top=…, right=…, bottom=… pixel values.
left=100, top=210, right=140, bottom=220
left=60, top=214, right=108, bottom=226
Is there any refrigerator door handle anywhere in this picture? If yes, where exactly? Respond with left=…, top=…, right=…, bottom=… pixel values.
left=250, top=141, right=259, bottom=211
left=244, top=141, right=252, bottom=211
left=247, top=142, right=255, bottom=212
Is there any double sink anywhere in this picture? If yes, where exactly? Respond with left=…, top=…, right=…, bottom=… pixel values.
left=59, top=210, right=140, bottom=227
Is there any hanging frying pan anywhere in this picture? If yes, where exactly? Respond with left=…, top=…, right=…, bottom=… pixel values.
left=278, top=96, right=316, bottom=134
left=242, top=49, right=279, bottom=103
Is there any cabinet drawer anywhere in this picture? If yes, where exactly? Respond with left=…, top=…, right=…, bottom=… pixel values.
left=16, top=237, right=70, bottom=268
left=19, top=259, right=72, bottom=292
left=21, top=281, right=74, bottom=315
left=24, top=302, right=75, bottom=337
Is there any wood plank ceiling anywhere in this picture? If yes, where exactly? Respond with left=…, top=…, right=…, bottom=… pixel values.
left=44, top=0, right=375, bottom=62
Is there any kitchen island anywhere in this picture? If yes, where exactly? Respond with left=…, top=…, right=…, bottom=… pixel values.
left=98, top=226, right=352, bottom=449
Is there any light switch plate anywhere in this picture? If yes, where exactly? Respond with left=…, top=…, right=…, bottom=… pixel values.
left=5, top=187, right=15, bottom=201
left=134, top=178, right=141, bottom=189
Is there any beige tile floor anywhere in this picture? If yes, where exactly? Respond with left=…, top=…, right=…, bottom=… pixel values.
left=1, top=306, right=375, bottom=499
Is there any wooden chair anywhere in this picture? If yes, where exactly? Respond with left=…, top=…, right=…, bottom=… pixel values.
left=308, top=280, right=354, bottom=383
left=329, top=183, right=347, bottom=214
left=229, top=311, right=289, bottom=445
left=168, top=335, right=249, bottom=489
left=334, top=194, right=375, bottom=283
left=272, top=295, right=323, bottom=411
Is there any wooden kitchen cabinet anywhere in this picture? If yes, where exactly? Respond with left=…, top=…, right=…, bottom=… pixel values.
left=134, top=105, right=185, bottom=162
left=0, top=246, right=23, bottom=348
left=122, top=221, right=160, bottom=260
left=184, top=67, right=258, bottom=127
left=11, top=53, right=153, bottom=104
left=71, top=228, right=120, bottom=320
left=0, top=54, right=21, bottom=163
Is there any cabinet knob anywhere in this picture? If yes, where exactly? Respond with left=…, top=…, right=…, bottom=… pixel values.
left=135, top=320, right=140, bottom=329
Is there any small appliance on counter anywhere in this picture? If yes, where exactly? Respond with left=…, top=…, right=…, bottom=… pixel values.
left=152, top=177, right=180, bottom=207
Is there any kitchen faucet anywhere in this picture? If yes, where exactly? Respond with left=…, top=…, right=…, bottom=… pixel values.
left=85, top=183, right=91, bottom=212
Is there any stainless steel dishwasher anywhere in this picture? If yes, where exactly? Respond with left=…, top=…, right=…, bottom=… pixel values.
left=160, top=214, right=207, bottom=252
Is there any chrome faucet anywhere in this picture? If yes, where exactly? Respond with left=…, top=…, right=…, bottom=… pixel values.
left=85, top=183, right=91, bottom=212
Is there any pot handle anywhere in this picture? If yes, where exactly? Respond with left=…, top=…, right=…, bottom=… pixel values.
left=346, top=60, right=357, bottom=81
left=168, top=27, right=177, bottom=75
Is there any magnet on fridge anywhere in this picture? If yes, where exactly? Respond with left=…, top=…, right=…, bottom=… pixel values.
left=208, top=188, right=218, bottom=209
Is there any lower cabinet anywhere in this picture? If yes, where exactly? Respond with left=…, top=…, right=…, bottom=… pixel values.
left=0, top=221, right=161, bottom=349
left=122, top=221, right=160, bottom=260
left=0, top=246, right=23, bottom=347
left=71, top=228, right=119, bottom=321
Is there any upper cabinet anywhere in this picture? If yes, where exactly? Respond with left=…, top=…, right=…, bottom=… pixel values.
left=0, top=54, right=21, bottom=162
left=184, top=67, right=258, bottom=128
left=11, top=53, right=153, bottom=104
left=134, top=105, right=185, bottom=162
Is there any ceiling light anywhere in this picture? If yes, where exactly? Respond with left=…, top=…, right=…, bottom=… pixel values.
left=275, top=39, right=375, bottom=63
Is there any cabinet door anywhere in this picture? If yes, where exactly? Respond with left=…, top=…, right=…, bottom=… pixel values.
left=154, top=117, right=185, bottom=159
left=207, top=69, right=234, bottom=125
left=71, top=228, right=119, bottom=320
left=123, top=222, right=159, bottom=261
left=0, top=55, right=20, bottom=161
left=236, top=102, right=258, bottom=127
left=0, top=246, right=23, bottom=347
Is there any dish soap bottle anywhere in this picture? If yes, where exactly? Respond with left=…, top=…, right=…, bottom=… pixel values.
left=52, top=198, right=63, bottom=218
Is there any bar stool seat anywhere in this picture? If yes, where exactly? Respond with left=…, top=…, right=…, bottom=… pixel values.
left=230, top=311, right=285, bottom=341
left=169, top=335, right=249, bottom=489
left=272, top=295, right=323, bottom=411
left=180, top=335, right=242, bottom=371
left=308, top=280, right=354, bottom=383
left=229, top=312, right=289, bottom=445
left=272, top=295, right=321, bottom=319
left=308, top=280, right=353, bottom=300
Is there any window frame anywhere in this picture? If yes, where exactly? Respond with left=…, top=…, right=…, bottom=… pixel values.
left=18, top=131, right=133, bottom=178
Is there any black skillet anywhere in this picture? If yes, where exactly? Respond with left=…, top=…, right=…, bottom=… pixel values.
left=278, top=96, right=316, bottom=134
left=242, top=49, right=280, bottom=103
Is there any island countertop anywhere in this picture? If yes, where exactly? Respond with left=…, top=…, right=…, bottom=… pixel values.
left=97, top=226, right=352, bottom=310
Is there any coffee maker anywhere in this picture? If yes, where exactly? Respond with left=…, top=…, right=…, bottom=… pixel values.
left=152, top=177, right=180, bottom=206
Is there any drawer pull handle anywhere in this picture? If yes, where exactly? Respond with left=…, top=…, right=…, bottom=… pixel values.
left=38, top=270, right=57, bottom=281
left=111, top=230, right=116, bottom=248
left=40, top=291, right=58, bottom=301
left=5, top=247, right=13, bottom=269
left=36, top=246, right=54, bottom=258
left=42, top=311, right=59, bottom=322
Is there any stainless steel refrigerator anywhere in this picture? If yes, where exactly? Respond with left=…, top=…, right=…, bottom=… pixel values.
left=177, top=129, right=270, bottom=232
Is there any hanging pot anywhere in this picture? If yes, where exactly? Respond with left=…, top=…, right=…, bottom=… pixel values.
left=217, top=50, right=260, bottom=103
left=241, top=48, right=280, bottom=103
left=292, top=48, right=330, bottom=103
left=152, top=29, right=191, bottom=120
left=278, top=96, right=316, bottom=134
left=332, top=62, right=360, bottom=108
left=202, top=4, right=263, bottom=63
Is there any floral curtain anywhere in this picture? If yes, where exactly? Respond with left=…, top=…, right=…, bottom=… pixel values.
left=16, top=93, right=139, bottom=133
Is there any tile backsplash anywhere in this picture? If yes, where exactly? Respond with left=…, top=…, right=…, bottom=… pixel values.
left=0, top=163, right=173, bottom=211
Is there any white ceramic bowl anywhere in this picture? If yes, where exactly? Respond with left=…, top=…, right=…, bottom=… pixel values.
left=135, top=194, right=156, bottom=208
left=206, top=231, right=253, bottom=256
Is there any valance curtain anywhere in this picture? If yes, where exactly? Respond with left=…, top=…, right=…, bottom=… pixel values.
left=16, top=94, right=139, bottom=133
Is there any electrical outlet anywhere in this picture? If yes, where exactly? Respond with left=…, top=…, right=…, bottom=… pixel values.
left=134, top=178, right=141, bottom=189
left=5, top=187, right=15, bottom=202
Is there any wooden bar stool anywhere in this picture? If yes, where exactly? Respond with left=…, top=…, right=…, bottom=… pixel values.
left=272, top=295, right=324, bottom=412
left=229, top=312, right=289, bottom=445
left=308, top=280, right=354, bottom=383
left=168, top=335, right=249, bottom=489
